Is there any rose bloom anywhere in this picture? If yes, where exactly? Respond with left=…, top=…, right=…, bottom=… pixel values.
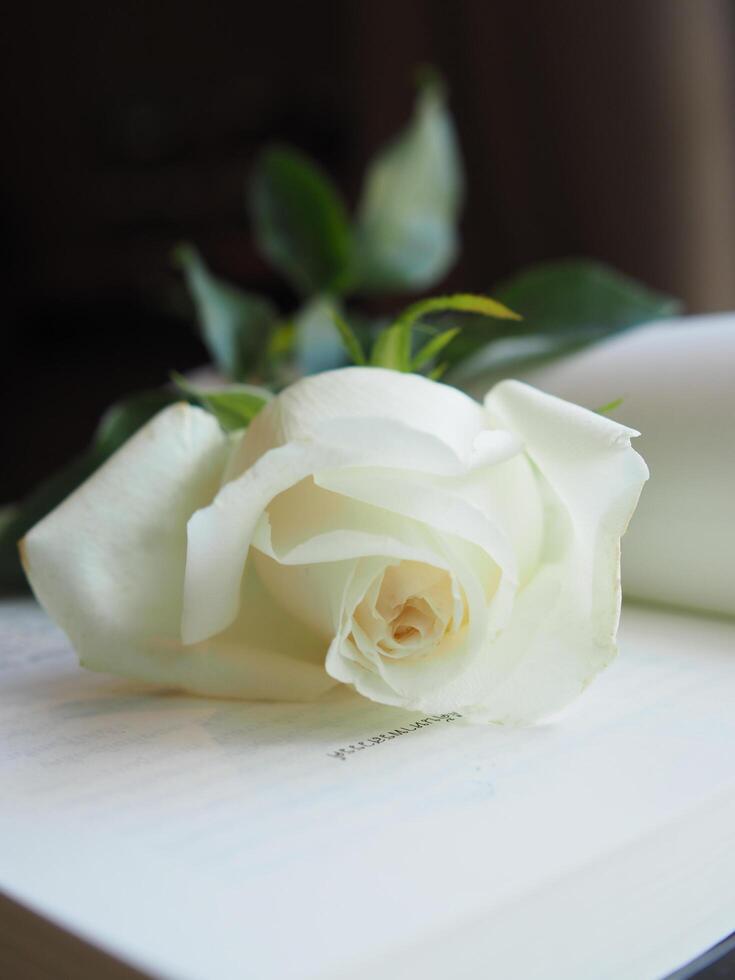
left=22, top=369, right=648, bottom=724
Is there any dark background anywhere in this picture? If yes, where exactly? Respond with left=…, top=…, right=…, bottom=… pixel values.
left=3, top=0, right=735, bottom=502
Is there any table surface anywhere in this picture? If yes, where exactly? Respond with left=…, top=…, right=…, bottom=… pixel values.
left=2, top=598, right=735, bottom=980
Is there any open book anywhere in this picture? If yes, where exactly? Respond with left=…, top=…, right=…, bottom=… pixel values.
left=1, top=598, right=734, bottom=980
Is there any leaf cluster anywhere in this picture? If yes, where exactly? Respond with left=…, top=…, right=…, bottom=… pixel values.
left=1, top=72, right=682, bottom=591
left=176, top=77, right=464, bottom=389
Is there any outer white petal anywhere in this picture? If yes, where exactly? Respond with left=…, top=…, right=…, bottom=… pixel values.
left=518, top=315, right=735, bottom=617
left=22, top=404, right=336, bottom=701
left=470, top=380, right=649, bottom=722
left=22, top=405, right=227, bottom=681
left=227, top=366, right=490, bottom=475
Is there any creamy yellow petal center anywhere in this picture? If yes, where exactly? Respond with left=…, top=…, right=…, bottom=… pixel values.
left=351, top=560, right=464, bottom=662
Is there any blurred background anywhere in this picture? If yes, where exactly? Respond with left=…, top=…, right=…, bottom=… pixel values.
left=3, top=0, right=735, bottom=502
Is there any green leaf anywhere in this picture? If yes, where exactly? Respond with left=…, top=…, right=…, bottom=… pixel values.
left=171, top=373, right=271, bottom=432
left=0, top=388, right=178, bottom=592
left=354, top=78, right=463, bottom=293
left=174, top=244, right=277, bottom=381
left=411, top=327, right=460, bottom=371
left=249, top=146, right=353, bottom=296
left=492, top=259, right=681, bottom=333
left=446, top=260, right=681, bottom=391
left=327, top=307, right=367, bottom=366
left=595, top=397, right=624, bottom=415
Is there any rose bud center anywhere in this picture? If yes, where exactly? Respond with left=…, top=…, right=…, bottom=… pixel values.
left=351, top=561, right=464, bottom=662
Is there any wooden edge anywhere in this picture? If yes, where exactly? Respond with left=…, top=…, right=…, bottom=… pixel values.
left=0, top=891, right=152, bottom=980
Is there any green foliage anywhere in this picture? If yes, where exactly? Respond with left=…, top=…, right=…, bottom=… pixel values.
left=353, top=79, right=463, bottom=293
left=371, top=293, right=520, bottom=372
left=171, top=373, right=271, bottom=432
left=244, top=77, right=463, bottom=301
left=427, top=362, right=449, bottom=381
left=446, top=260, right=681, bottom=388
left=174, top=244, right=277, bottom=381
left=0, top=389, right=178, bottom=591
left=9, top=75, right=686, bottom=597
left=327, top=308, right=367, bottom=366
left=249, top=147, right=353, bottom=297
left=492, top=259, right=680, bottom=333
left=369, top=321, right=411, bottom=372
left=595, top=397, right=624, bottom=416
left=395, top=293, right=521, bottom=332
left=176, top=74, right=466, bottom=386
left=411, top=328, right=460, bottom=371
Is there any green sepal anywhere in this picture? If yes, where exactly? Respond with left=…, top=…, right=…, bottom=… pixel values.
left=171, top=372, right=272, bottom=432
left=410, top=328, right=460, bottom=371
left=370, top=322, right=410, bottom=371
left=396, top=293, right=521, bottom=332
left=372, top=293, right=519, bottom=372
left=594, top=397, right=624, bottom=416
left=427, top=362, right=449, bottom=381
left=327, top=307, right=367, bottom=366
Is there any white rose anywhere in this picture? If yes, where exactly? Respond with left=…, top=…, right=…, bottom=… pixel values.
left=22, top=368, right=648, bottom=724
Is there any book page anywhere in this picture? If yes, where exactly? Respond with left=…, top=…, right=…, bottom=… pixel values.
left=1, top=598, right=734, bottom=980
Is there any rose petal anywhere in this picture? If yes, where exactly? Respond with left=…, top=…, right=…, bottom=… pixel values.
left=179, top=556, right=337, bottom=700
left=449, top=453, right=544, bottom=588
left=326, top=537, right=492, bottom=711
left=227, top=366, right=490, bottom=475
left=464, top=379, right=650, bottom=722
left=314, top=467, right=518, bottom=589
left=23, top=404, right=336, bottom=700
left=250, top=477, right=476, bottom=643
left=22, top=405, right=228, bottom=681
left=183, top=412, right=491, bottom=645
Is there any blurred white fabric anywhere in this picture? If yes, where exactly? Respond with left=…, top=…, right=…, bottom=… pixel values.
left=519, top=314, right=735, bottom=616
